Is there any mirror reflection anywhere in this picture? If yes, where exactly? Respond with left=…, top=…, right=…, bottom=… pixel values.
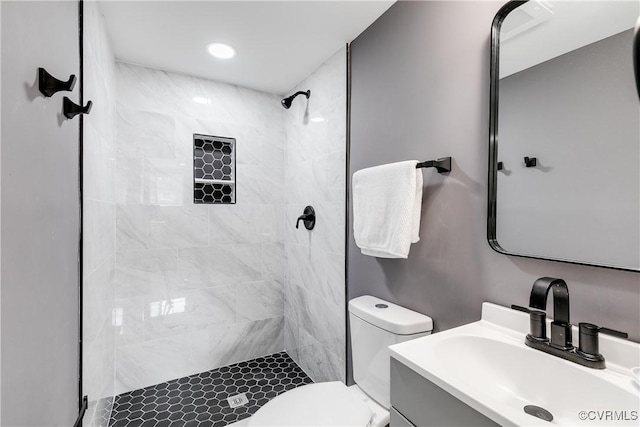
left=491, top=0, right=640, bottom=270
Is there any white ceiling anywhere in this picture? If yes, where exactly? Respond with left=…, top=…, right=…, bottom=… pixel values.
left=500, top=0, right=639, bottom=78
left=100, top=0, right=395, bottom=94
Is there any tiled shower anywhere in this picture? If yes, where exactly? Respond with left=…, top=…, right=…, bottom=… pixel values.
left=82, top=2, right=347, bottom=426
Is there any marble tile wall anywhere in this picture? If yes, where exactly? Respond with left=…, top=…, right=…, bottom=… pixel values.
left=113, top=62, right=286, bottom=394
left=283, top=47, right=347, bottom=382
left=83, top=2, right=117, bottom=426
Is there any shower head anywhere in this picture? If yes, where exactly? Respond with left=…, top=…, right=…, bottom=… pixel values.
left=281, top=90, right=311, bottom=109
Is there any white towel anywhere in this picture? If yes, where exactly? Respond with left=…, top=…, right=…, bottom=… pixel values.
left=352, top=160, right=423, bottom=258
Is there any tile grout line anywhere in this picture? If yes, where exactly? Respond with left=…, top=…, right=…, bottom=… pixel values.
left=108, top=351, right=313, bottom=427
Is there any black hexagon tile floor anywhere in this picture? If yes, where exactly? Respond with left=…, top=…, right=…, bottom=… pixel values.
left=109, top=352, right=313, bottom=427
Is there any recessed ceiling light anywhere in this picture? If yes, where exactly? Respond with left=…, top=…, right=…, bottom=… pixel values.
left=310, top=116, right=326, bottom=123
left=193, top=96, right=211, bottom=105
left=206, top=42, right=236, bottom=59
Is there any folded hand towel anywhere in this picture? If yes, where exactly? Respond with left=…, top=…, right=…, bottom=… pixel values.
left=352, top=160, right=423, bottom=258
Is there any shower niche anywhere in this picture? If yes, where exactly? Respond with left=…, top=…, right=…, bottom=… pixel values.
left=193, top=133, right=236, bottom=204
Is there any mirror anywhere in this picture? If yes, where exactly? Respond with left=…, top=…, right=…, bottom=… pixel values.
left=489, top=0, right=640, bottom=271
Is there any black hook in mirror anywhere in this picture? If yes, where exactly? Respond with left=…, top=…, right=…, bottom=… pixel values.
left=38, top=68, right=76, bottom=97
left=497, top=161, right=504, bottom=171
left=63, top=97, right=93, bottom=119
left=524, top=156, right=537, bottom=168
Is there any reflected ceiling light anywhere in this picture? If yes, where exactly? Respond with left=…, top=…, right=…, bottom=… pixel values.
left=193, top=96, right=211, bottom=104
left=206, top=42, right=236, bottom=59
left=310, top=116, right=326, bottom=123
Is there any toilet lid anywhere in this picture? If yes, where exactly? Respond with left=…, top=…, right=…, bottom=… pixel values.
left=247, top=382, right=373, bottom=427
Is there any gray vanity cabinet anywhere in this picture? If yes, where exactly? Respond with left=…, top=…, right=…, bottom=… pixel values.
left=390, top=358, right=499, bottom=427
left=390, top=407, right=415, bottom=427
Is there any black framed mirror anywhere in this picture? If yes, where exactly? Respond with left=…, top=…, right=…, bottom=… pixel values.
left=488, top=0, right=640, bottom=271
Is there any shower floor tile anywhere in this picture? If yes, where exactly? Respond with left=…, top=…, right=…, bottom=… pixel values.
left=109, top=351, right=313, bottom=427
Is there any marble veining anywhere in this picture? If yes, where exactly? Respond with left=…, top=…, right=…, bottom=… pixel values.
left=107, top=39, right=345, bottom=398
left=114, top=248, right=178, bottom=299
left=84, top=200, right=116, bottom=276
left=113, top=296, right=144, bottom=347
left=116, top=204, right=209, bottom=252
left=84, top=121, right=115, bottom=203
left=297, top=328, right=346, bottom=383
left=283, top=47, right=347, bottom=383
left=208, top=204, right=282, bottom=245
left=116, top=157, right=191, bottom=207
left=261, top=242, right=285, bottom=283
left=84, top=257, right=115, bottom=346
left=115, top=317, right=284, bottom=394
left=114, top=61, right=287, bottom=394
left=116, top=108, right=177, bottom=159
left=83, top=2, right=118, bottom=425
left=285, top=242, right=344, bottom=308
left=176, top=245, right=263, bottom=289
left=284, top=281, right=345, bottom=362
left=235, top=165, right=285, bottom=205
left=236, top=281, right=284, bottom=322
left=143, top=286, right=237, bottom=341
left=115, top=62, right=284, bottom=131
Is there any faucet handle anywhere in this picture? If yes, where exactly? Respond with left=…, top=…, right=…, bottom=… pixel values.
left=578, top=323, right=628, bottom=357
left=598, top=326, right=629, bottom=339
left=511, top=305, right=548, bottom=341
left=510, top=304, right=530, bottom=313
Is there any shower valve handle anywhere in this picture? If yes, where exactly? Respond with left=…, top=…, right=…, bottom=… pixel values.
left=296, top=215, right=310, bottom=228
left=295, top=206, right=316, bottom=230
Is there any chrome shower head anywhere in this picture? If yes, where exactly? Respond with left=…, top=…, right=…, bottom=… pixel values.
left=281, top=90, right=311, bottom=109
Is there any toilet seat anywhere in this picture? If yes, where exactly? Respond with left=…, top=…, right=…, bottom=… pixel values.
left=247, top=382, right=373, bottom=426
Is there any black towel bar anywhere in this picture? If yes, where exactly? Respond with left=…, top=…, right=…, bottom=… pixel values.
left=416, top=157, right=452, bottom=174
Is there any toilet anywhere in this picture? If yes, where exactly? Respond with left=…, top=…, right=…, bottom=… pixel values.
left=246, top=295, right=433, bottom=427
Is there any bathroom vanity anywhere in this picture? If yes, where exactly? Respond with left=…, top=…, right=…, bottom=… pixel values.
left=388, top=303, right=640, bottom=426
left=389, top=359, right=497, bottom=427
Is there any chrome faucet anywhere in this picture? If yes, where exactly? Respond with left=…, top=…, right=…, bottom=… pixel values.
left=512, top=277, right=628, bottom=369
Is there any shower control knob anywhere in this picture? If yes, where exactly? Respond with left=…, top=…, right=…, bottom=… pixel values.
left=295, top=206, right=316, bottom=230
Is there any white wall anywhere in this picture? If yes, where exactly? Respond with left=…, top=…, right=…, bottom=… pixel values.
left=113, top=62, right=286, bottom=393
left=283, top=47, right=347, bottom=382
left=1, top=1, right=80, bottom=424
left=500, top=1, right=638, bottom=78
left=82, top=2, right=117, bottom=425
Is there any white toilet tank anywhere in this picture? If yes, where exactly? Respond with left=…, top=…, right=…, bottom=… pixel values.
left=349, top=295, right=433, bottom=409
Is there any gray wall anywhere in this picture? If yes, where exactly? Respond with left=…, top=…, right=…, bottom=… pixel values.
left=1, top=1, right=80, bottom=424
left=348, top=0, right=640, bottom=381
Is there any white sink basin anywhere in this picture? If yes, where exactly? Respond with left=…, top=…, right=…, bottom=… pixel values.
left=389, top=303, right=640, bottom=426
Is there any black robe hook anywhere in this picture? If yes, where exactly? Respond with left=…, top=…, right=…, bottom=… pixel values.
left=63, top=97, right=93, bottom=119
left=38, top=68, right=76, bottom=97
